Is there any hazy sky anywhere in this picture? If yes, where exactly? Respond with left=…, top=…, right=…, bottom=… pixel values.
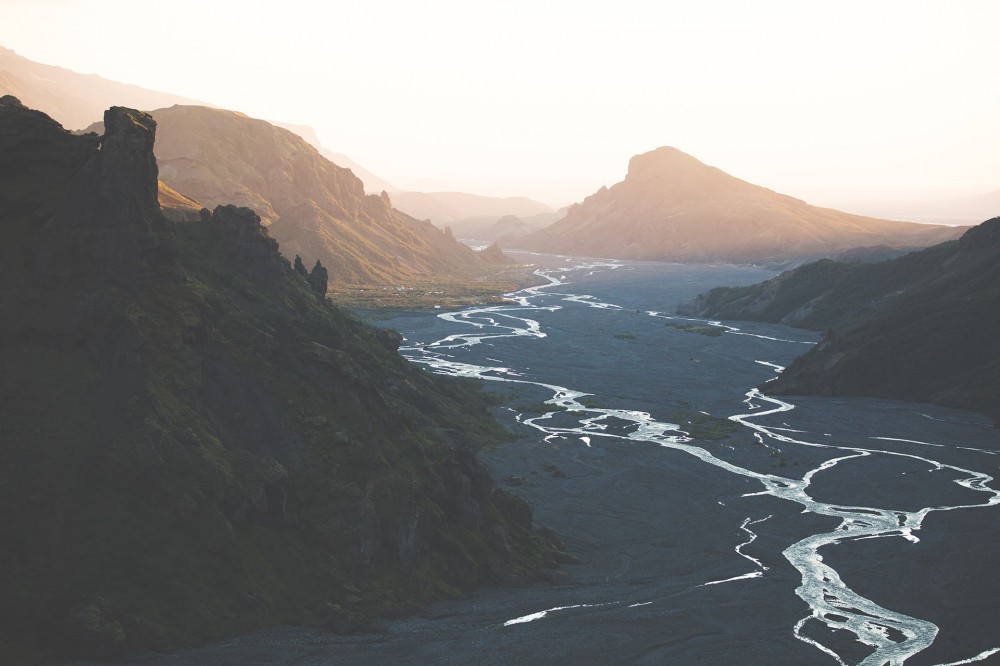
left=2, top=0, right=998, bottom=210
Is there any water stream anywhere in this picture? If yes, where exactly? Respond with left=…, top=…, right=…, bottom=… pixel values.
left=397, top=258, right=1000, bottom=666
left=131, top=256, right=1000, bottom=665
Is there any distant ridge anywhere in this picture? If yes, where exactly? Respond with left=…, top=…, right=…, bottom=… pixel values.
left=0, top=46, right=557, bottom=247
left=391, top=191, right=555, bottom=226
left=0, top=45, right=205, bottom=130
left=270, top=120, right=401, bottom=194
left=519, top=147, right=964, bottom=263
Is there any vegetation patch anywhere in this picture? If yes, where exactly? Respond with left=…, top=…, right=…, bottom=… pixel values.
left=328, top=266, right=544, bottom=309
left=672, top=410, right=738, bottom=440
left=540, top=464, right=567, bottom=478
left=579, top=397, right=607, bottom=409
left=669, top=323, right=724, bottom=337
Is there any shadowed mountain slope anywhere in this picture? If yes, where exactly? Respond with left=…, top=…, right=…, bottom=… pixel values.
left=519, top=147, right=963, bottom=263
left=682, top=218, right=1000, bottom=421
left=0, top=47, right=419, bottom=216
left=88, top=105, right=508, bottom=290
left=0, top=97, right=564, bottom=663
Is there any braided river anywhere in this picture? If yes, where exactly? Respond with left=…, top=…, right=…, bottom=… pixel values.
left=139, top=254, right=1000, bottom=665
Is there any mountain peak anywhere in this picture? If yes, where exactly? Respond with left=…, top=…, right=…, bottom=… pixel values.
left=622, top=146, right=735, bottom=196
left=519, top=147, right=964, bottom=263
left=626, top=146, right=707, bottom=178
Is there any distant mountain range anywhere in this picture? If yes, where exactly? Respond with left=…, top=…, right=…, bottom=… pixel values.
left=86, top=105, right=510, bottom=292
left=1, top=46, right=561, bottom=260
left=390, top=191, right=555, bottom=226
left=837, top=188, right=1000, bottom=227
left=445, top=211, right=568, bottom=245
left=518, top=147, right=965, bottom=264
left=681, top=218, right=1000, bottom=422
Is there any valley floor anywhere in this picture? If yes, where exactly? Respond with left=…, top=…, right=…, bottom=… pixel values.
left=101, top=255, right=1000, bottom=666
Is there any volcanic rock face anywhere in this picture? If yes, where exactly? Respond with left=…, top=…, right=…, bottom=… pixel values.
left=0, top=102, right=564, bottom=663
left=519, top=146, right=964, bottom=263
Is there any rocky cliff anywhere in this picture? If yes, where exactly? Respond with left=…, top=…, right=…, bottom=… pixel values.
left=87, top=105, right=510, bottom=291
left=518, top=147, right=963, bottom=264
left=0, top=98, right=565, bottom=663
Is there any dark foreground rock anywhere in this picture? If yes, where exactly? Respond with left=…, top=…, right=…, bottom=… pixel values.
left=0, top=100, right=564, bottom=663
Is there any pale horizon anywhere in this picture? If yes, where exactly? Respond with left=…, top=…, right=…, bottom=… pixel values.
left=2, top=0, right=998, bottom=217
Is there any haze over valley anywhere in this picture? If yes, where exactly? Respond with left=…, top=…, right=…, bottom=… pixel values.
left=2, top=3, right=1000, bottom=665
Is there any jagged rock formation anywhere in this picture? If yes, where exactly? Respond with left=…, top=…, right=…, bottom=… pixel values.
left=0, top=100, right=566, bottom=663
left=683, top=218, right=1000, bottom=422
left=519, top=147, right=964, bottom=263
left=86, top=105, right=500, bottom=290
left=307, top=259, right=329, bottom=297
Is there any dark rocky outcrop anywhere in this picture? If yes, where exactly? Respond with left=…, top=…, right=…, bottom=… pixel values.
left=519, top=146, right=964, bottom=264
left=0, top=103, right=564, bottom=663
left=308, top=259, right=329, bottom=297
left=293, top=254, right=308, bottom=276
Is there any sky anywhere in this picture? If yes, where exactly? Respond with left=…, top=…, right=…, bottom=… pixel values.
left=1, top=0, right=998, bottom=213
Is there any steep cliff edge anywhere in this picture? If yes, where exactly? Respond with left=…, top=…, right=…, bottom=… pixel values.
left=0, top=98, right=565, bottom=663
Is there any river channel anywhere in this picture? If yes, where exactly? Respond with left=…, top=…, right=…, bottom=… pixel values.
left=135, top=254, right=1000, bottom=665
